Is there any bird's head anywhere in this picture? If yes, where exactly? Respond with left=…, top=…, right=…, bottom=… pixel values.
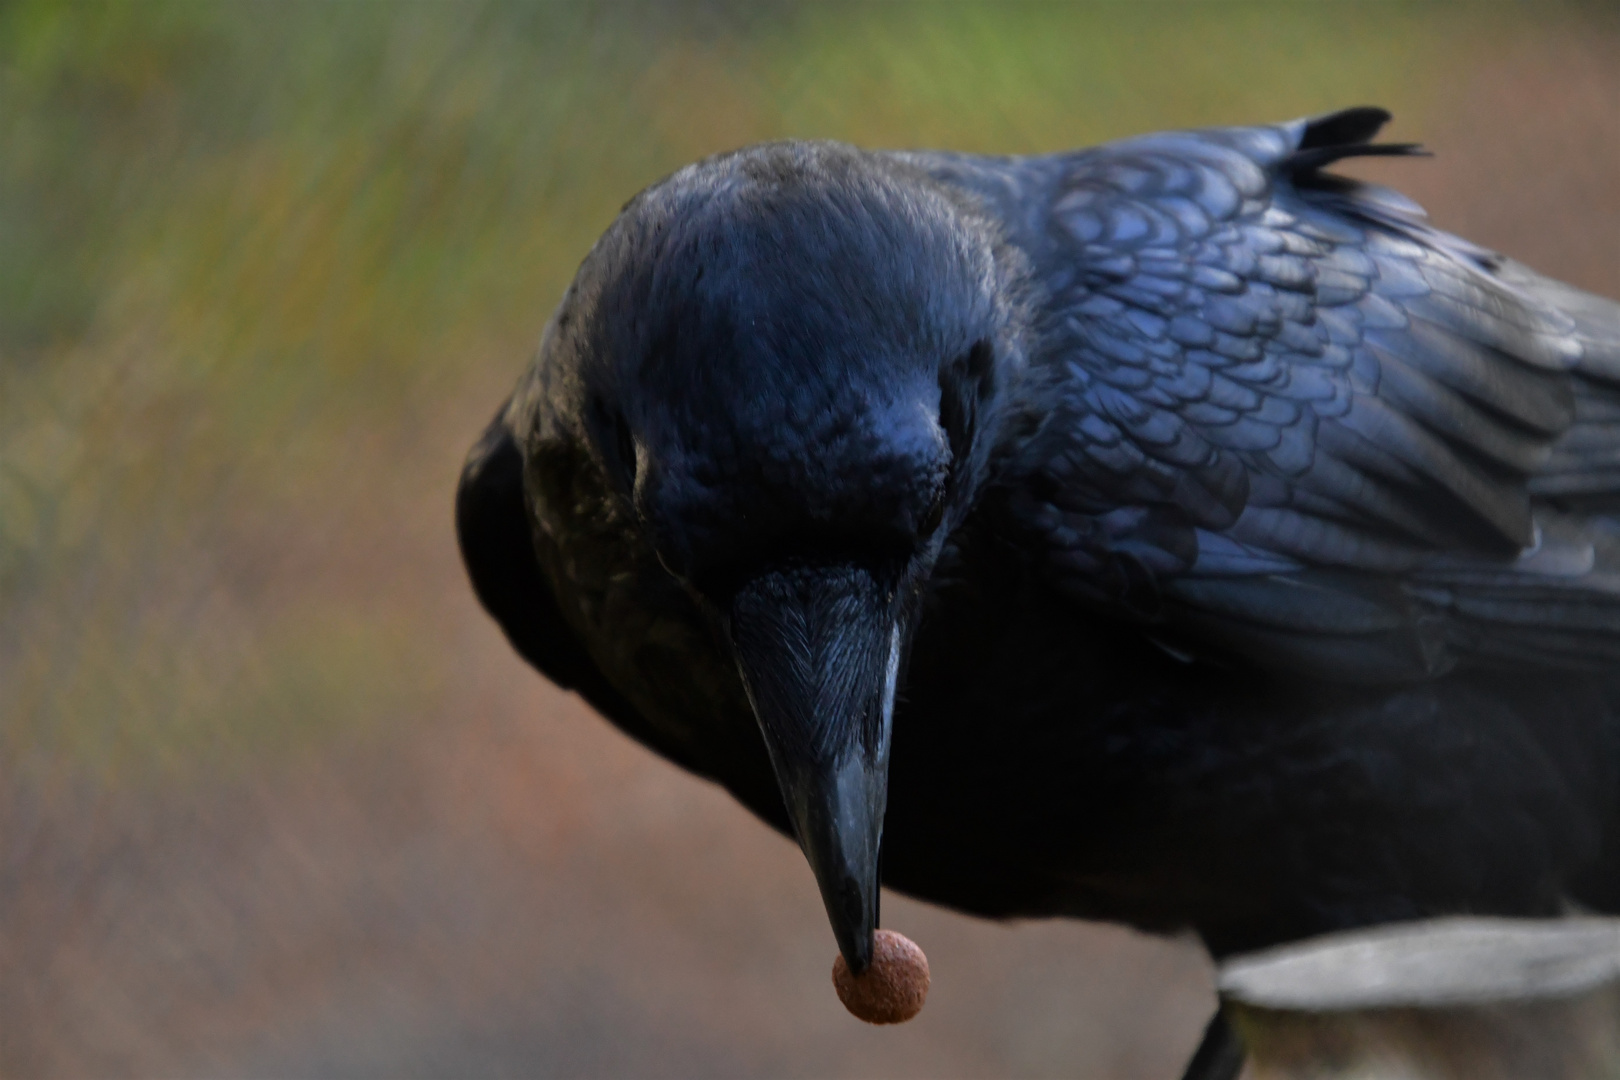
left=536, top=142, right=1026, bottom=972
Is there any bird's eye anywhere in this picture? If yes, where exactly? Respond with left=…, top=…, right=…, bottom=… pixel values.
left=590, top=395, right=638, bottom=494
left=938, top=339, right=994, bottom=469
left=614, top=415, right=638, bottom=490
left=920, top=488, right=948, bottom=537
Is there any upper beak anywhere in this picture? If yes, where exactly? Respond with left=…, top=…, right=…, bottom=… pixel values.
left=728, top=564, right=900, bottom=975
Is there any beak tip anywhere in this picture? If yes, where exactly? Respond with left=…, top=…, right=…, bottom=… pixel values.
left=826, top=868, right=878, bottom=976
left=839, top=927, right=875, bottom=976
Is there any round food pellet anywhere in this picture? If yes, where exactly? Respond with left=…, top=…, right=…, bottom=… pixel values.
left=832, top=929, right=930, bottom=1024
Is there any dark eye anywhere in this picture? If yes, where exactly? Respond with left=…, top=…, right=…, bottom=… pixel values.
left=919, top=487, right=948, bottom=537
left=938, top=339, right=994, bottom=468
left=590, top=395, right=638, bottom=493
left=614, top=415, right=638, bottom=489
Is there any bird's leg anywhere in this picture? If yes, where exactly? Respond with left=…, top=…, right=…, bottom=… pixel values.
left=1178, top=1009, right=1245, bottom=1080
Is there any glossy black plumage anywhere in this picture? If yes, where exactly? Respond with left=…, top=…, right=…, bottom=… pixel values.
left=459, top=106, right=1620, bottom=985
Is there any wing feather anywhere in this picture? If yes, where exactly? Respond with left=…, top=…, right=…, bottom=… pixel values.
left=950, top=107, right=1620, bottom=679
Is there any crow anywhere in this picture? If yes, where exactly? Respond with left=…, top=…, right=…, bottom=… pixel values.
left=457, top=108, right=1620, bottom=1079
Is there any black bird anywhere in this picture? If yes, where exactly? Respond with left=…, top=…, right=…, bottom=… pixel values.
left=457, top=108, right=1620, bottom=1078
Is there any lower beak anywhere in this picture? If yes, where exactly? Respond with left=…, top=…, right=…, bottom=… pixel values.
left=729, top=564, right=900, bottom=974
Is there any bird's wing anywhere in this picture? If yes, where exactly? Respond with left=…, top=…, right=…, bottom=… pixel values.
left=991, top=107, right=1620, bottom=680
left=456, top=413, right=695, bottom=761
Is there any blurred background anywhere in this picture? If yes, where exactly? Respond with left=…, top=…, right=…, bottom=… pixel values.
left=1, top=2, right=1615, bottom=1076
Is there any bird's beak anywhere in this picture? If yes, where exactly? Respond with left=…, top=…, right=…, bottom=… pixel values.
left=728, top=564, right=900, bottom=975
